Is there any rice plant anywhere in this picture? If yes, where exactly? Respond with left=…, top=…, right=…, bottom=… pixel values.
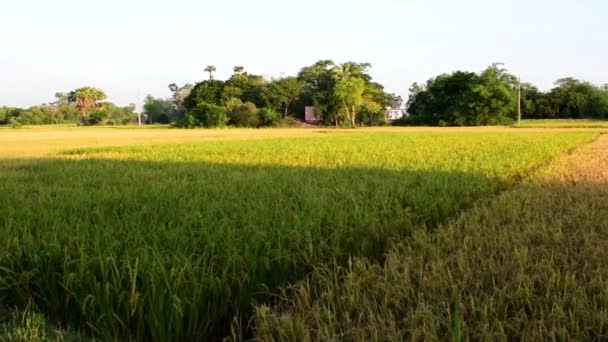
left=0, top=130, right=595, bottom=340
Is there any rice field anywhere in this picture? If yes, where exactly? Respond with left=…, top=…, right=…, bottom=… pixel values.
left=516, top=119, right=608, bottom=128
left=254, top=134, right=608, bottom=341
left=0, top=127, right=602, bottom=340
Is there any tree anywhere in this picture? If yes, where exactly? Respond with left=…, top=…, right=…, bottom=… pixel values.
left=168, top=83, right=193, bottom=109
left=360, top=82, right=389, bottom=126
left=0, top=107, right=19, bottom=125
left=233, top=66, right=245, bottom=75
left=331, top=62, right=372, bottom=81
left=204, top=65, right=217, bottom=81
left=224, top=70, right=266, bottom=107
left=167, top=83, right=192, bottom=121
left=101, top=103, right=136, bottom=125
left=470, top=63, right=517, bottom=125
left=221, top=86, right=244, bottom=104
left=53, top=92, right=69, bottom=105
left=521, top=84, right=553, bottom=118
left=67, top=87, right=107, bottom=123
left=334, top=77, right=366, bottom=127
left=227, top=101, right=260, bottom=127
left=183, top=102, right=229, bottom=127
left=406, top=64, right=518, bottom=126
left=144, top=96, right=176, bottom=124
left=258, top=108, right=281, bottom=126
left=184, top=80, right=225, bottom=109
left=548, top=78, right=608, bottom=118
left=268, top=77, right=304, bottom=117
left=298, top=60, right=338, bottom=124
left=295, top=60, right=388, bottom=126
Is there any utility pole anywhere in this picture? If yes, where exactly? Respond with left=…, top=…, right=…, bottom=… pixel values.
left=517, top=77, right=522, bottom=125
left=137, top=90, right=142, bottom=126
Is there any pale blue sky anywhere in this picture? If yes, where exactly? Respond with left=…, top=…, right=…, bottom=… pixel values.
left=1, top=0, right=606, bottom=108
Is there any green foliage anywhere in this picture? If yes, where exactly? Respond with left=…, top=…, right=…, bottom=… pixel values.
left=334, top=77, right=366, bottom=127
left=258, top=108, right=282, bottom=126
left=104, top=103, right=136, bottom=125
left=142, top=62, right=388, bottom=128
left=296, top=60, right=387, bottom=126
left=0, top=307, right=84, bottom=341
left=167, top=83, right=192, bottom=121
left=68, top=86, right=107, bottom=123
left=9, top=117, right=23, bottom=128
left=359, top=82, right=390, bottom=126
left=470, top=64, right=517, bottom=125
left=183, top=80, right=224, bottom=110
left=274, top=116, right=302, bottom=127
left=407, top=64, right=517, bottom=126
left=0, top=131, right=593, bottom=340
left=82, top=103, right=135, bottom=126
left=264, top=77, right=305, bottom=117
left=228, top=101, right=259, bottom=127
left=0, top=104, right=80, bottom=126
left=144, top=96, right=177, bottom=124
left=0, top=107, right=8, bottom=123
left=183, top=102, right=229, bottom=127
left=546, top=78, right=608, bottom=118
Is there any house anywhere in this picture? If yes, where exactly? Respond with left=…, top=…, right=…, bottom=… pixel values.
left=386, top=107, right=406, bottom=121
left=305, top=106, right=320, bottom=124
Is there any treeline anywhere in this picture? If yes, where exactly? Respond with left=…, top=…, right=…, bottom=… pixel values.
left=145, top=61, right=398, bottom=128
left=402, top=64, right=608, bottom=126
left=0, top=87, right=136, bottom=127
left=3, top=62, right=607, bottom=128
left=521, top=78, right=608, bottom=119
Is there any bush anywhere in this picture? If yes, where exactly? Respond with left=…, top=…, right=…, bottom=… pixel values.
left=183, top=102, right=229, bottom=128
left=228, top=102, right=259, bottom=127
left=9, top=117, right=22, bottom=128
left=274, top=116, right=301, bottom=127
left=83, top=111, right=107, bottom=126
left=258, top=108, right=281, bottom=127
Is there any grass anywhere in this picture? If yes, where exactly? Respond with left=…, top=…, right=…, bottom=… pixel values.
left=0, top=306, right=86, bottom=342
left=254, top=134, right=608, bottom=341
left=516, top=118, right=608, bottom=128
left=0, top=128, right=596, bottom=340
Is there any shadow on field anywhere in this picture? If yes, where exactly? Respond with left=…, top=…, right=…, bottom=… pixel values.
left=253, top=179, right=608, bottom=341
left=0, top=157, right=508, bottom=341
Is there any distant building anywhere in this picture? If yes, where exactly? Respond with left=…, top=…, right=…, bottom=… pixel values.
left=386, top=107, right=406, bottom=121
left=305, top=106, right=320, bottom=124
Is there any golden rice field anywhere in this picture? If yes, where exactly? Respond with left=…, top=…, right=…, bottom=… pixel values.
left=0, top=126, right=606, bottom=341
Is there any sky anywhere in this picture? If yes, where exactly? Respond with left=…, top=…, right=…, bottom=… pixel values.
left=1, top=0, right=606, bottom=108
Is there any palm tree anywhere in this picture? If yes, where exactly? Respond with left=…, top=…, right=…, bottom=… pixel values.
left=331, top=62, right=371, bottom=81
left=68, top=87, right=107, bottom=123
left=204, top=65, right=217, bottom=80
left=233, top=66, right=245, bottom=76
left=331, top=63, right=353, bottom=81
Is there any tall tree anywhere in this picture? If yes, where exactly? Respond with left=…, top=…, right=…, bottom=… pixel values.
left=298, top=60, right=338, bottom=123
left=67, top=87, right=107, bottom=123
left=168, top=83, right=193, bottom=114
left=334, top=77, right=366, bottom=127
left=406, top=64, right=518, bottom=126
left=204, top=65, right=217, bottom=80
left=270, top=77, right=305, bottom=117
left=331, top=62, right=371, bottom=81
left=233, top=66, right=245, bottom=75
